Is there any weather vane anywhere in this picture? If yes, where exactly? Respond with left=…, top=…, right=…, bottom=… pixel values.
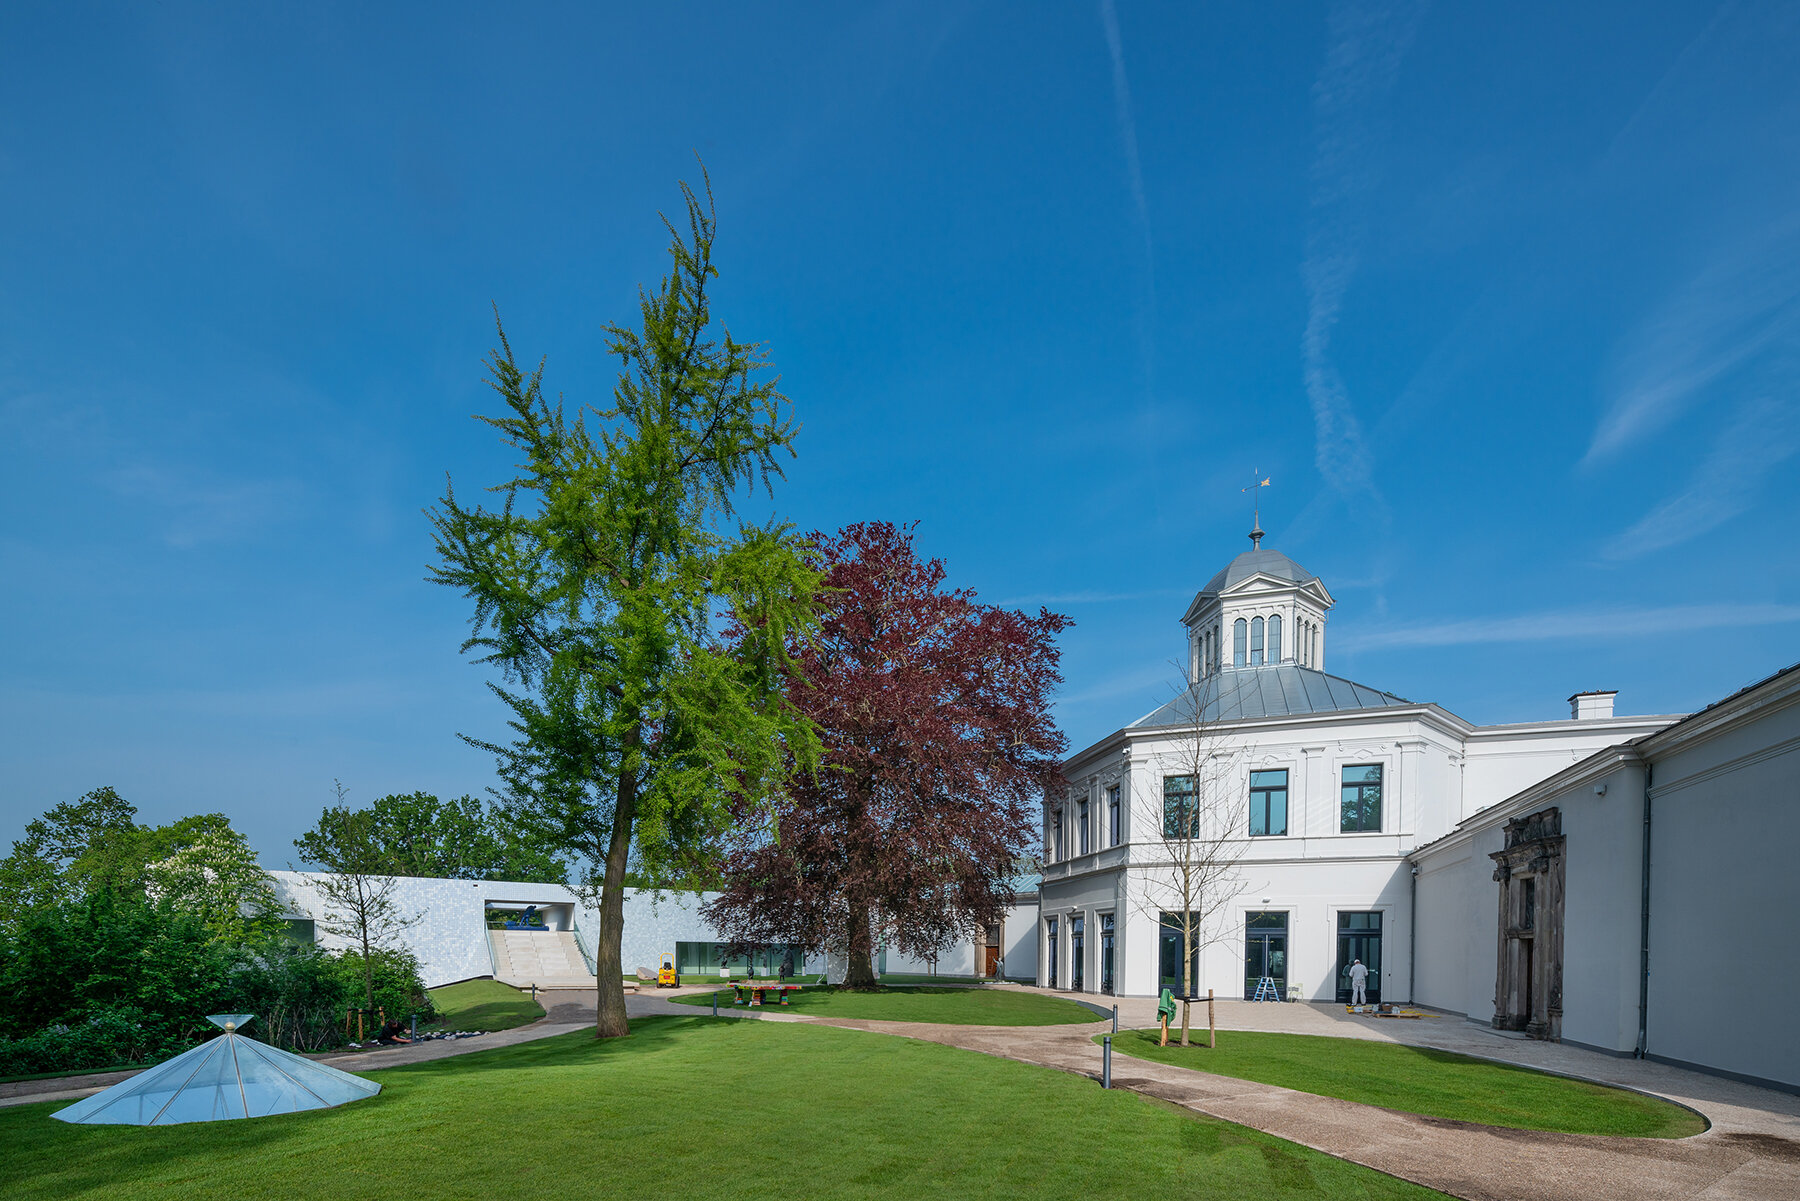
left=1241, top=473, right=1271, bottom=547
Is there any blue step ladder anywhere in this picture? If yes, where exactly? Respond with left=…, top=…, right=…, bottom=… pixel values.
left=1252, top=976, right=1283, bottom=1002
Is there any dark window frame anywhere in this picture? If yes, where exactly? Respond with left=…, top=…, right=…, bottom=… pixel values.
left=1163, top=775, right=1197, bottom=838
left=1340, top=763, right=1384, bottom=833
left=1249, top=768, right=1289, bottom=837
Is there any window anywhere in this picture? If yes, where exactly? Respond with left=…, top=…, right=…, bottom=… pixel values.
left=1249, top=769, right=1289, bottom=836
left=1076, top=798, right=1090, bottom=855
left=1233, top=618, right=1247, bottom=667
left=1269, top=614, right=1282, bottom=663
left=1163, top=775, right=1196, bottom=838
left=1340, top=764, right=1383, bottom=833
left=1052, top=809, right=1064, bottom=860
left=1250, top=616, right=1265, bottom=665
left=1107, top=785, right=1121, bottom=845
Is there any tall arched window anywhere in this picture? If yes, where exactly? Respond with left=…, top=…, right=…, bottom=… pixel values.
left=1313, top=624, right=1320, bottom=665
left=1233, top=618, right=1247, bottom=667
left=1269, top=614, right=1283, bottom=663
left=1250, top=617, right=1265, bottom=665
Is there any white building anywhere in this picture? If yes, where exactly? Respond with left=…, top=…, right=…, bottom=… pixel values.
left=1411, top=661, right=1800, bottom=1093
left=268, top=871, right=1034, bottom=990
left=1039, top=533, right=1679, bottom=1006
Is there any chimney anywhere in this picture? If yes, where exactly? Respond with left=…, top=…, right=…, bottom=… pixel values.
left=1569, top=691, right=1617, bottom=720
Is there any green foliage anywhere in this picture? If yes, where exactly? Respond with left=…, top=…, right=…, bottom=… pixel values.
left=0, top=790, right=277, bottom=940
left=0, top=894, right=434, bottom=1071
left=427, top=174, right=823, bottom=1032
left=326, top=947, right=436, bottom=1022
left=0, top=1005, right=192, bottom=1077
left=294, top=791, right=566, bottom=882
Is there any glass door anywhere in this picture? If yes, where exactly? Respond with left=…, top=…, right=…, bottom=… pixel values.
left=1335, top=911, right=1382, bottom=1004
left=1158, top=913, right=1200, bottom=996
left=1100, top=914, right=1116, bottom=995
left=1070, top=916, right=1085, bottom=991
left=1243, top=911, right=1289, bottom=999
left=1045, top=918, right=1058, bottom=989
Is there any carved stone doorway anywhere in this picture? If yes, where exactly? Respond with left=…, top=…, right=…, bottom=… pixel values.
left=1490, top=807, right=1564, bottom=1040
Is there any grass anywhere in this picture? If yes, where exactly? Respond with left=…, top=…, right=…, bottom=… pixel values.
left=423, top=979, right=545, bottom=1032
left=1104, top=1029, right=1705, bottom=1139
left=673, top=983, right=1098, bottom=1025
left=0, top=1016, right=1450, bottom=1201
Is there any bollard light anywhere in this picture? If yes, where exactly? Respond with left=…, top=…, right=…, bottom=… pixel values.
left=1112, top=1004, right=1119, bottom=1033
left=1103, top=1036, right=1112, bottom=1089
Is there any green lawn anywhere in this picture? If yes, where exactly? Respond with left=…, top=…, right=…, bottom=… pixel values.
left=674, top=983, right=1098, bottom=1025
left=423, top=979, right=545, bottom=1032
left=1104, top=1030, right=1705, bottom=1139
left=2, top=1017, right=1449, bottom=1201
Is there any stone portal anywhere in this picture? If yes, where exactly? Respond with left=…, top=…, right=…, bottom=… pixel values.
left=1489, top=807, right=1564, bottom=1040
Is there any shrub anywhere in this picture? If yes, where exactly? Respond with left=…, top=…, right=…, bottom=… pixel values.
left=0, top=1005, right=190, bottom=1077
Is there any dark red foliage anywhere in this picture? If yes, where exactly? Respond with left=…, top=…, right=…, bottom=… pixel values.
left=704, top=522, right=1069, bottom=985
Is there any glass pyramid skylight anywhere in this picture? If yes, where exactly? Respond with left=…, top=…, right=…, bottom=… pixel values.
left=53, top=1014, right=381, bottom=1125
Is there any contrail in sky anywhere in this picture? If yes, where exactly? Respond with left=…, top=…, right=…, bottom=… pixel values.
left=1303, top=0, right=1427, bottom=502
left=1099, top=0, right=1156, bottom=399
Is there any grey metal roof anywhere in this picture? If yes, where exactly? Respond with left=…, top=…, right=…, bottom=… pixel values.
left=1130, top=665, right=1411, bottom=727
left=1200, top=547, right=1317, bottom=594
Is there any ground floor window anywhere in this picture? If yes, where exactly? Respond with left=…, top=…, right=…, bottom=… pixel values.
left=1244, top=910, right=1288, bottom=999
left=1100, top=913, right=1116, bottom=995
left=674, top=941, right=806, bottom=977
left=1336, top=911, right=1382, bottom=1004
left=1045, top=917, right=1058, bottom=988
left=1158, top=912, right=1200, bottom=996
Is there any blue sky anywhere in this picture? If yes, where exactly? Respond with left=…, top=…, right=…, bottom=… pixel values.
left=4, top=2, right=1798, bottom=861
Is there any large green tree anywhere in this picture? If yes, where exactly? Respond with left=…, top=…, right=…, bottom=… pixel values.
left=0, top=789, right=276, bottom=940
left=428, top=175, right=821, bottom=1037
left=295, top=790, right=567, bottom=883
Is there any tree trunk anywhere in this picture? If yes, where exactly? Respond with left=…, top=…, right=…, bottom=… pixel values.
left=1179, top=930, right=1192, bottom=1046
left=361, top=922, right=376, bottom=1015
left=844, top=898, right=879, bottom=989
left=594, top=736, right=640, bottom=1039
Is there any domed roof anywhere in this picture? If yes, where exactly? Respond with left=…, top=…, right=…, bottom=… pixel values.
left=1200, top=546, right=1316, bottom=594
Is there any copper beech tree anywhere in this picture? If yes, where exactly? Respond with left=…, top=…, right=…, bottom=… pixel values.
left=705, top=523, right=1069, bottom=988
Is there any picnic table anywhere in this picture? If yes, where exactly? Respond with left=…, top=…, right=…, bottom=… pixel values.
left=730, top=981, right=804, bottom=1007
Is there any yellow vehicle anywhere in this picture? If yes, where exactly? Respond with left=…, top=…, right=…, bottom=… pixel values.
left=657, top=953, right=678, bottom=988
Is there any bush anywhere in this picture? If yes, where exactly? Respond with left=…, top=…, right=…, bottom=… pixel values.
left=0, top=1005, right=190, bottom=1077
left=329, top=947, right=437, bottom=1026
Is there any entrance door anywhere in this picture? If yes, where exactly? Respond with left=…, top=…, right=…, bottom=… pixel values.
left=983, top=945, right=1000, bottom=978
left=1045, top=918, right=1058, bottom=988
left=1070, top=916, right=1085, bottom=991
left=1244, top=911, right=1289, bottom=999
left=1100, top=913, right=1116, bottom=995
left=1335, top=911, right=1382, bottom=1004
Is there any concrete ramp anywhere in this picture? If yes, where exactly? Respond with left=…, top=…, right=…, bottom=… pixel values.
left=489, top=929, right=594, bottom=990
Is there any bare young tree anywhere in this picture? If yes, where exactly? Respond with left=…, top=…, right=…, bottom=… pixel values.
left=1130, top=677, right=1249, bottom=1046
left=293, top=781, right=421, bottom=1016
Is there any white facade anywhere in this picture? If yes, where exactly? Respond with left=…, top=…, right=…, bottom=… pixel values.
left=269, top=872, right=797, bottom=988
left=1040, top=537, right=1679, bottom=1005
left=1412, top=663, right=1800, bottom=1092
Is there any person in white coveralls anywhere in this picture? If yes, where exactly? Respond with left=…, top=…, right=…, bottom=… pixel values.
left=1349, top=958, right=1369, bottom=1005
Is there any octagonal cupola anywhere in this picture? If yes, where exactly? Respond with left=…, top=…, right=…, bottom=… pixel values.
left=1181, top=526, right=1333, bottom=681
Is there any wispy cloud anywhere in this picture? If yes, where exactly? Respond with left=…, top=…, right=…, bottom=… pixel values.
left=1602, top=395, right=1800, bottom=560
left=109, top=463, right=304, bottom=548
left=1054, top=664, right=1176, bottom=708
left=1098, top=0, right=1157, bottom=401
left=1302, top=0, right=1427, bottom=501
left=1341, top=601, right=1800, bottom=650
left=998, top=587, right=1186, bottom=608
left=1586, top=217, right=1800, bottom=465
